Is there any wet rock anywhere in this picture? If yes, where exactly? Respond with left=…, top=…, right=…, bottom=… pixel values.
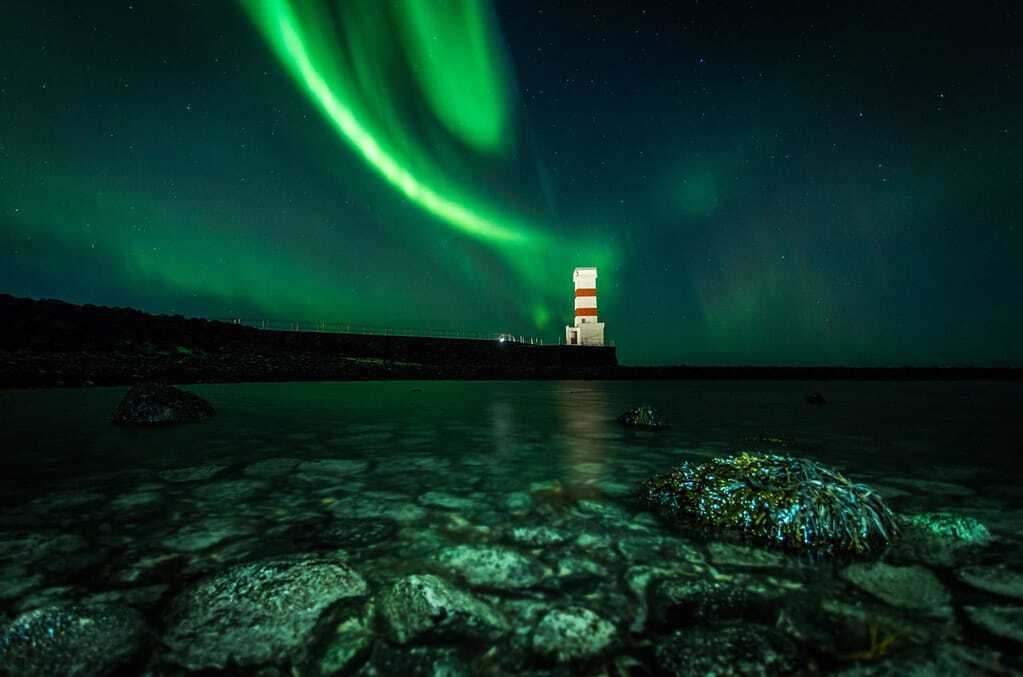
left=418, top=491, right=476, bottom=511
left=316, top=604, right=375, bottom=675
left=509, top=526, right=567, bottom=547
left=0, top=531, right=87, bottom=562
left=0, top=605, right=147, bottom=677
left=805, top=391, right=828, bottom=405
left=371, top=644, right=470, bottom=676
left=617, top=405, right=669, bottom=429
left=192, top=479, right=266, bottom=502
left=575, top=532, right=613, bottom=550
left=0, top=565, right=43, bottom=600
left=551, top=557, right=608, bottom=581
left=243, top=457, right=303, bottom=477
left=158, top=464, right=226, bottom=483
left=296, top=459, right=370, bottom=476
left=830, top=643, right=1007, bottom=676
left=501, top=492, right=533, bottom=515
left=39, top=546, right=110, bottom=577
left=651, top=572, right=801, bottom=626
left=639, top=452, right=897, bottom=557
left=436, top=545, right=545, bottom=590
left=841, top=562, right=951, bottom=618
left=11, top=586, right=80, bottom=613
left=892, top=511, right=993, bottom=567
left=654, top=622, right=798, bottom=676
left=328, top=495, right=427, bottom=524
left=110, top=489, right=163, bottom=513
left=111, top=382, right=215, bottom=425
left=963, top=605, right=1023, bottom=644
left=708, top=542, right=785, bottom=568
left=162, top=557, right=367, bottom=671
left=82, top=584, right=169, bottom=610
left=958, top=564, right=1023, bottom=601
left=319, top=518, right=399, bottom=549
left=530, top=606, right=616, bottom=663
left=161, top=517, right=251, bottom=552
left=379, top=574, right=506, bottom=645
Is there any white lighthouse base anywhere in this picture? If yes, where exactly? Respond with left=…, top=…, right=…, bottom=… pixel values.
left=566, top=321, right=605, bottom=346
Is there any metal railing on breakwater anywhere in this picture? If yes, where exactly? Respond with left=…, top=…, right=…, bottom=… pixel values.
left=216, top=318, right=558, bottom=346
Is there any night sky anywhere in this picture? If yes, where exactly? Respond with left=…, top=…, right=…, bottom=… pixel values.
left=2, top=1, right=1020, bottom=366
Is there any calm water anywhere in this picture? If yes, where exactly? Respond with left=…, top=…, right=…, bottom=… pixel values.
left=1, top=380, right=1022, bottom=674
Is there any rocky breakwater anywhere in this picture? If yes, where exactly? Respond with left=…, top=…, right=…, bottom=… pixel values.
left=111, top=383, right=215, bottom=426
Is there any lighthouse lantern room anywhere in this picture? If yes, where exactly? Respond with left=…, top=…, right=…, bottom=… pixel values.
left=565, top=267, right=605, bottom=346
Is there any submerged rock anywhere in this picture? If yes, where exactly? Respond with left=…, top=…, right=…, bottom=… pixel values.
left=435, top=545, right=545, bottom=590
left=654, top=622, right=798, bottom=676
left=530, top=607, right=616, bottom=663
left=617, top=406, right=669, bottom=429
left=162, top=557, right=366, bottom=671
left=963, top=605, right=1023, bottom=644
left=650, top=572, right=801, bottom=626
left=958, top=564, right=1023, bottom=601
left=805, top=391, right=828, bottom=406
left=0, top=604, right=147, bottom=677
left=379, top=574, right=505, bottom=645
left=158, top=464, right=226, bottom=483
left=638, top=452, right=897, bottom=556
left=319, top=518, right=399, bottom=549
left=892, top=512, right=993, bottom=567
left=508, top=526, right=567, bottom=547
left=840, top=562, right=951, bottom=618
left=111, top=383, right=215, bottom=425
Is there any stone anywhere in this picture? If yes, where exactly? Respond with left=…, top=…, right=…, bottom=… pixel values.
left=243, top=457, right=303, bottom=477
left=191, top=479, right=266, bottom=502
left=316, top=603, right=375, bottom=675
left=805, top=391, right=828, bottom=405
left=0, top=565, right=43, bottom=600
left=81, top=584, right=169, bottom=610
left=111, top=383, right=215, bottom=425
left=501, top=492, right=533, bottom=515
left=508, top=526, right=567, bottom=547
left=379, top=574, right=506, bottom=644
left=158, top=464, right=226, bottom=483
left=162, top=557, right=367, bottom=671
left=435, top=545, right=545, bottom=590
left=651, top=572, right=801, bottom=627
left=418, top=491, right=477, bottom=511
left=318, top=518, right=399, bottom=549
left=893, top=512, right=993, bottom=567
left=655, top=622, right=797, bottom=676
left=707, top=542, right=785, bottom=568
left=963, top=605, right=1023, bottom=644
left=958, top=565, right=1023, bottom=601
left=0, top=605, right=147, bottom=677
left=110, top=490, right=162, bottom=513
left=296, top=459, right=370, bottom=476
left=530, top=607, right=616, bottom=663
left=841, top=562, right=951, bottom=618
left=161, top=517, right=251, bottom=552
left=617, top=406, right=669, bottom=429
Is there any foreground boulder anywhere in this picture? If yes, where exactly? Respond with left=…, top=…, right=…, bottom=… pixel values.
left=112, top=383, right=215, bottom=425
left=638, top=452, right=897, bottom=556
left=379, top=574, right=505, bottom=645
left=891, top=511, right=993, bottom=567
left=161, top=557, right=366, bottom=671
left=0, top=604, right=147, bottom=676
left=617, top=406, right=669, bottom=429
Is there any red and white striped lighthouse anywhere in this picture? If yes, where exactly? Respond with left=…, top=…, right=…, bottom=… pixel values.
left=566, top=267, right=606, bottom=346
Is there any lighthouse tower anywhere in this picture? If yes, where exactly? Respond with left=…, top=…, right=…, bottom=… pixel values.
left=565, top=267, right=605, bottom=346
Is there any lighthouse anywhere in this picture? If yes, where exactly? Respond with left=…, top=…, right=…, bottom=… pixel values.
left=565, top=267, right=605, bottom=346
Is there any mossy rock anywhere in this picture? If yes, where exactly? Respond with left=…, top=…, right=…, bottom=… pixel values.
left=638, top=452, right=897, bottom=557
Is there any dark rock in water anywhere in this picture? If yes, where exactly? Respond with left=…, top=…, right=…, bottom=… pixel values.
left=379, top=574, right=506, bottom=645
left=617, top=406, right=669, bottom=429
left=958, top=565, right=1023, bottom=601
left=890, top=511, right=993, bottom=568
left=650, top=573, right=802, bottom=627
left=840, top=562, right=952, bottom=618
left=319, top=518, right=399, bottom=549
left=111, top=383, right=215, bottom=425
left=655, top=622, right=798, bottom=676
left=805, top=391, right=828, bottom=405
left=638, top=452, right=897, bottom=556
left=0, top=604, right=147, bottom=677
left=963, top=605, right=1023, bottom=644
left=530, top=606, right=617, bottom=663
left=161, top=557, right=367, bottom=671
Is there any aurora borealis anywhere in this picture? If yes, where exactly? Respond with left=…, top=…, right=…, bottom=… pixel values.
left=1, top=2, right=1020, bottom=366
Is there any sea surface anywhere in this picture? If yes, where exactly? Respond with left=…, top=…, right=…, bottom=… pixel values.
left=1, top=380, right=1022, bottom=674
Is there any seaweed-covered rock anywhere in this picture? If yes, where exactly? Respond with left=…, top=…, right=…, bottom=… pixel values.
left=617, top=406, right=669, bottom=429
left=958, top=565, right=1023, bottom=601
left=638, top=452, right=897, bottom=556
left=112, top=382, right=215, bottom=425
left=379, top=574, right=505, bottom=644
left=0, top=605, right=147, bottom=677
left=892, top=512, right=992, bottom=567
left=530, top=607, right=616, bottom=663
left=161, top=557, right=366, bottom=671
left=654, top=622, right=798, bottom=676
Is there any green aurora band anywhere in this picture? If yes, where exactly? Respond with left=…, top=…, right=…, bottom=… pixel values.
left=241, top=0, right=616, bottom=329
